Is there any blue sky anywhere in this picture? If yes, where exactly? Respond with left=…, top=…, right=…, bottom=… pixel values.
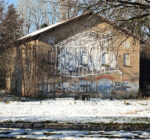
left=5, top=0, right=17, bottom=6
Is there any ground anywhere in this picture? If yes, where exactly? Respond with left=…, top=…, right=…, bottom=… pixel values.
left=0, top=98, right=150, bottom=124
left=0, top=128, right=150, bottom=139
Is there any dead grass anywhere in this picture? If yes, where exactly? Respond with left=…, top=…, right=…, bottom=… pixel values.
left=125, top=110, right=138, bottom=114
left=137, top=96, right=150, bottom=100
left=125, top=109, right=144, bottom=115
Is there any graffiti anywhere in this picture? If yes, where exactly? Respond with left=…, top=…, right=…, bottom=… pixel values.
left=97, top=80, right=138, bottom=93
left=113, top=82, right=130, bottom=92
left=98, top=79, right=112, bottom=92
left=79, top=81, right=97, bottom=93
left=60, top=80, right=97, bottom=93
left=44, top=30, right=138, bottom=98
left=39, top=77, right=138, bottom=97
left=62, top=82, right=70, bottom=92
left=55, top=30, right=120, bottom=77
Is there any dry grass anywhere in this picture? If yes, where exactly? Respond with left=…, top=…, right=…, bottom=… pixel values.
left=125, top=110, right=138, bottom=114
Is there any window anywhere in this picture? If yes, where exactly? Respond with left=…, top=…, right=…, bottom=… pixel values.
left=123, top=53, right=130, bottom=66
left=102, top=53, right=109, bottom=65
left=123, top=41, right=130, bottom=49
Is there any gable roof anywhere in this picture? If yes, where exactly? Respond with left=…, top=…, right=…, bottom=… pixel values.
left=19, top=12, right=93, bottom=42
left=19, top=11, right=145, bottom=44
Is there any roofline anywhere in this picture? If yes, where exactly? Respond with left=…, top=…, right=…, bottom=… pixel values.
left=18, top=11, right=94, bottom=43
left=18, top=11, right=146, bottom=44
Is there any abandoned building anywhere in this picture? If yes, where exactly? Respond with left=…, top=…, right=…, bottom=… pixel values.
left=5, top=11, right=145, bottom=98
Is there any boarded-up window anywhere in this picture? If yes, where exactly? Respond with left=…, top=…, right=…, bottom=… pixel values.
left=102, top=53, right=109, bottom=65
left=123, top=53, right=130, bottom=66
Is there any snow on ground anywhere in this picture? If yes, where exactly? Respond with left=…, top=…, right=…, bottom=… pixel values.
left=0, top=98, right=150, bottom=123
left=0, top=127, right=150, bottom=139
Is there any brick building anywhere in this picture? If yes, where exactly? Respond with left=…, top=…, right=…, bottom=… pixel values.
left=6, top=11, right=145, bottom=98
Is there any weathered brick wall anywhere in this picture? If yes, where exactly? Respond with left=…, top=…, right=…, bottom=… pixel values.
left=13, top=14, right=140, bottom=98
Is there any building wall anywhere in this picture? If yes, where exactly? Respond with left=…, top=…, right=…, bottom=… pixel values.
left=51, top=30, right=139, bottom=98
left=17, top=15, right=140, bottom=98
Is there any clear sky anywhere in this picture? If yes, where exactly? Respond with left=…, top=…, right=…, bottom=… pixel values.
left=5, top=0, right=17, bottom=6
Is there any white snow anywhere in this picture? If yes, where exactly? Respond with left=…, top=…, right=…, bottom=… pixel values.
left=19, top=21, right=65, bottom=40
left=0, top=127, right=149, bottom=140
left=0, top=98, right=150, bottom=123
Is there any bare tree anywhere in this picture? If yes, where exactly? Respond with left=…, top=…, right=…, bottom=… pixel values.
left=17, top=0, right=59, bottom=34
left=17, top=0, right=87, bottom=34
left=57, top=0, right=84, bottom=20
left=77, top=0, right=150, bottom=37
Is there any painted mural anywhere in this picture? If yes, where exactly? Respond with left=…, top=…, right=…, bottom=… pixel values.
left=55, top=30, right=121, bottom=77
left=42, top=30, right=139, bottom=98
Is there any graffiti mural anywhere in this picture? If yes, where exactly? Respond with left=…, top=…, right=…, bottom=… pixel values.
left=98, top=79, right=113, bottom=92
left=39, top=78, right=138, bottom=98
left=41, top=30, right=139, bottom=98
left=55, top=30, right=120, bottom=77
